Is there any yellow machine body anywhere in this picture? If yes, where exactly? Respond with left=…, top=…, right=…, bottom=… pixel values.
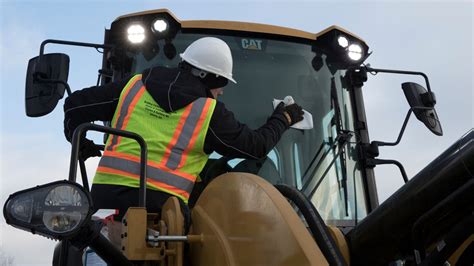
left=189, top=172, right=329, bottom=266
left=117, top=173, right=340, bottom=265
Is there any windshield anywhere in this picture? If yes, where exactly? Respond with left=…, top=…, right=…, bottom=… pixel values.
left=126, top=33, right=368, bottom=224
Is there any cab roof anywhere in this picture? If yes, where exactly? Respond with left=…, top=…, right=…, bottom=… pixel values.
left=114, top=9, right=367, bottom=45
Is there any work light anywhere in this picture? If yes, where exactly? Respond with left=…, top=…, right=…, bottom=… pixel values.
left=337, top=36, right=349, bottom=48
left=127, top=24, right=146, bottom=44
left=152, top=19, right=168, bottom=33
left=3, top=180, right=92, bottom=240
left=348, top=44, right=363, bottom=61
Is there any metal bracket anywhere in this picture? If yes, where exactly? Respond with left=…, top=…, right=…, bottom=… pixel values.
left=346, top=67, right=368, bottom=87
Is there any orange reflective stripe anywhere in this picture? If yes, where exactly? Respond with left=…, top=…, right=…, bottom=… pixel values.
left=103, top=150, right=196, bottom=181
left=108, top=75, right=143, bottom=151
left=146, top=178, right=190, bottom=199
left=97, top=166, right=139, bottom=179
left=164, top=98, right=209, bottom=170
left=113, top=86, right=146, bottom=150
left=103, top=150, right=140, bottom=163
left=120, top=85, right=146, bottom=130
left=99, top=155, right=194, bottom=192
left=97, top=166, right=190, bottom=199
left=111, top=75, right=142, bottom=128
left=160, top=103, right=193, bottom=166
left=178, top=98, right=213, bottom=169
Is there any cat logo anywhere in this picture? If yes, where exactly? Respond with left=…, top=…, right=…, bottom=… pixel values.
left=241, top=39, right=263, bottom=50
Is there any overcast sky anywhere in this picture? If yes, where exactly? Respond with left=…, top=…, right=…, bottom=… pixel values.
left=1, top=1, right=472, bottom=264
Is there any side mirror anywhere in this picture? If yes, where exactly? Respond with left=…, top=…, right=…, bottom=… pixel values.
left=25, top=53, right=70, bottom=117
left=402, top=82, right=443, bottom=136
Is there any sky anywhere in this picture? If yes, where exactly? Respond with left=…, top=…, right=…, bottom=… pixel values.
left=0, top=0, right=473, bottom=265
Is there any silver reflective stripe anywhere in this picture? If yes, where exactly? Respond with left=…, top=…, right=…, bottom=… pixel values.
left=99, top=155, right=194, bottom=193
left=108, top=76, right=144, bottom=151
left=166, top=98, right=208, bottom=170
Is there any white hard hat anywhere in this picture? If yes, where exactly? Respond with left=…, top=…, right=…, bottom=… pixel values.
left=180, top=37, right=236, bottom=83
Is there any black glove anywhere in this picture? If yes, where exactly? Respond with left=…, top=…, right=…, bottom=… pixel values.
left=79, top=139, right=102, bottom=160
left=283, top=103, right=304, bottom=126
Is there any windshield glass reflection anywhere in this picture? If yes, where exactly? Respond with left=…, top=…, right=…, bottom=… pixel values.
left=128, top=33, right=367, bottom=223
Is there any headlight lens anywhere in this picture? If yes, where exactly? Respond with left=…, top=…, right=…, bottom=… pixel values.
left=127, top=24, right=146, bottom=44
left=348, top=44, right=363, bottom=61
left=337, top=36, right=349, bottom=48
left=9, top=197, right=33, bottom=223
left=42, top=185, right=88, bottom=233
left=153, top=19, right=168, bottom=33
left=3, top=181, right=91, bottom=239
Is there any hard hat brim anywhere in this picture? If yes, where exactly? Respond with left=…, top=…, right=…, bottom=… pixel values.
left=180, top=53, right=237, bottom=84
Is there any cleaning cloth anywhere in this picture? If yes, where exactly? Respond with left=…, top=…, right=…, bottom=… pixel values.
left=273, top=96, right=313, bottom=130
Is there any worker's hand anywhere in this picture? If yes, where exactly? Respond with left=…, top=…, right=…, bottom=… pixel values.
left=283, top=103, right=304, bottom=126
left=79, top=138, right=102, bottom=161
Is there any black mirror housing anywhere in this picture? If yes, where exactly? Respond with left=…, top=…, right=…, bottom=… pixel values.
left=402, top=82, right=443, bottom=136
left=420, top=91, right=436, bottom=107
left=25, top=53, right=70, bottom=117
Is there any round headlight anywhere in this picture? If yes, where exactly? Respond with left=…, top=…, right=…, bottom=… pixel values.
left=42, top=185, right=89, bottom=233
left=337, top=36, right=349, bottom=48
left=348, top=44, right=363, bottom=61
left=153, top=19, right=168, bottom=33
left=127, top=24, right=145, bottom=44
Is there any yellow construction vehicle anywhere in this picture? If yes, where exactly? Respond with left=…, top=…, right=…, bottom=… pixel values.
left=3, top=9, right=473, bottom=265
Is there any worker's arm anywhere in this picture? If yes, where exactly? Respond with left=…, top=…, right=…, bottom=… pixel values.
left=63, top=78, right=130, bottom=141
left=204, top=102, right=291, bottom=160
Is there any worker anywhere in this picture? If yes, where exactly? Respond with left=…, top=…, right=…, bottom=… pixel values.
left=63, top=37, right=304, bottom=218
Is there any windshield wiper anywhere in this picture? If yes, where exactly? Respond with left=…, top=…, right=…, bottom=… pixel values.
left=330, top=77, right=350, bottom=217
left=301, top=131, right=353, bottom=196
left=301, top=78, right=352, bottom=216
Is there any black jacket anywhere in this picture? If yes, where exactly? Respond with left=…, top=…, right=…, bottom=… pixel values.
left=64, top=66, right=289, bottom=160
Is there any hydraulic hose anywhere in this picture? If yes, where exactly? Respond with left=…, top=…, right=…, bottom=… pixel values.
left=275, top=184, right=347, bottom=266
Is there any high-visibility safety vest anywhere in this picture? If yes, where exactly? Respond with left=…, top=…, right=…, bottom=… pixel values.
left=93, top=74, right=216, bottom=203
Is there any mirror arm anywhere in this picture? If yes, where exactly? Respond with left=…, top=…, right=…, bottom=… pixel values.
left=366, top=158, right=409, bottom=183
left=39, top=39, right=113, bottom=61
left=373, top=108, right=413, bottom=147
left=35, top=39, right=113, bottom=95
left=364, top=65, right=432, bottom=93
left=372, top=106, right=434, bottom=148
left=365, top=106, right=435, bottom=183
